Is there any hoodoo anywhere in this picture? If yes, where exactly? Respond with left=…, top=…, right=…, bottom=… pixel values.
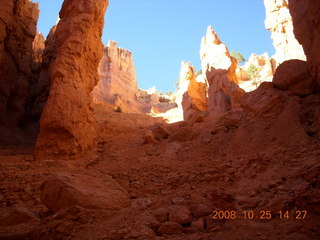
left=35, top=0, right=109, bottom=160
left=200, top=26, right=244, bottom=116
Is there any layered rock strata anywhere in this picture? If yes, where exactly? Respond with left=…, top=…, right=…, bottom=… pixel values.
left=93, top=40, right=138, bottom=108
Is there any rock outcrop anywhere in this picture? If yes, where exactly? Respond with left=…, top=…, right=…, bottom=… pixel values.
left=0, top=0, right=39, bottom=128
left=273, top=59, right=318, bottom=96
left=26, top=26, right=57, bottom=122
left=238, top=53, right=275, bottom=92
left=93, top=41, right=139, bottom=110
left=93, top=41, right=177, bottom=115
left=32, top=32, right=45, bottom=63
left=200, top=26, right=244, bottom=116
left=264, top=0, right=306, bottom=65
left=41, top=173, right=129, bottom=213
left=35, top=0, right=108, bottom=160
left=179, top=62, right=207, bottom=121
left=289, top=0, right=320, bottom=84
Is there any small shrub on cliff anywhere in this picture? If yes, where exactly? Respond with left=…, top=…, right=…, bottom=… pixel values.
left=231, top=50, right=245, bottom=64
left=196, top=69, right=203, bottom=77
left=247, top=64, right=261, bottom=87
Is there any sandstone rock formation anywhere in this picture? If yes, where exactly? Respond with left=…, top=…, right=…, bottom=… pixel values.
left=289, top=0, right=320, bottom=84
left=93, top=41, right=138, bottom=109
left=41, top=173, right=129, bottom=213
left=35, top=0, right=108, bottom=160
left=26, top=26, right=57, bottom=122
left=238, top=53, right=275, bottom=92
left=158, top=61, right=207, bottom=123
left=0, top=0, right=39, bottom=128
left=180, top=62, right=207, bottom=121
left=273, top=59, right=317, bottom=96
left=93, top=41, right=170, bottom=114
left=0, top=203, right=40, bottom=238
left=200, top=26, right=244, bottom=116
left=32, top=32, right=45, bottom=63
left=264, top=0, right=306, bottom=65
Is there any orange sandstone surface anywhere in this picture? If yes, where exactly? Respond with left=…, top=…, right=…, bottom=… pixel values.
left=0, top=0, right=319, bottom=239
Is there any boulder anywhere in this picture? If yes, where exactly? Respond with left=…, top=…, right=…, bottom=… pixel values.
left=169, top=206, right=192, bottom=225
left=40, top=173, right=129, bottom=213
left=0, top=204, right=40, bottom=239
left=273, top=59, right=317, bottom=96
left=158, top=221, right=183, bottom=235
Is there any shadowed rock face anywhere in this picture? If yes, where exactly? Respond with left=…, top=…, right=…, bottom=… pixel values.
left=0, top=0, right=39, bottom=128
left=35, top=0, right=109, bottom=160
left=289, top=0, right=320, bottom=84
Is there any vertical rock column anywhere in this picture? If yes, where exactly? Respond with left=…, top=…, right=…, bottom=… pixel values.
left=264, top=0, right=306, bottom=65
left=178, top=62, right=207, bottom=121
left=200, top=26, right=244, bottom=116
left=289, top=0, right=320, bottom=84
left=35, top=0, right=108, bottom=160
left=0, top=0, right=39, bottom=127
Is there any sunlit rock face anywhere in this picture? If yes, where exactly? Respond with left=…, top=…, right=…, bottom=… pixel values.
left=35, top=0, right=109, bottom=160
left=289, top=0, right=320, bottom=84
left=179, top=62, right=207, bottom=121
left=238, top=53, right=275, bottom=92
left=93, top=41, right=138, bottom=107
left=0, top=0, right=39, bottom=128
left=200, top=26, right=244, bottom=116
left=264, top=0, right=306, bottom=65
left=32, top=33, right=45, bottom=63
left=93, top=41, right=168, bottom=114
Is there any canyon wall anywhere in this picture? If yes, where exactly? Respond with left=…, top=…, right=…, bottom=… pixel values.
left=26, top=26, right=57, bottom=123
left=289, top=0, right=320, bottom=84
left=200, top=26, right=244, bottom=116
left=93, top=41, right=175, bottom=114
left=0, top=0, right=39, bottom=128
left=93, top=41, right=138, bottom=107
left=32, top=33, right=45, bottom=63
left=35, top=0, right=108, bottom=160
left=264, top=0, right=306, bottom=65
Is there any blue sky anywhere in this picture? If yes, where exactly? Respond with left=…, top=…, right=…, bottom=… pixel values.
left=35, top=0, right=274, bottom=92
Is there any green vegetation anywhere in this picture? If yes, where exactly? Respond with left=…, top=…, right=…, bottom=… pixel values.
left=247, top=64, right=261, bottom=87
left=196, top=69, right=202, bottom=77
left=231, top=50, right=245, bottom=64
